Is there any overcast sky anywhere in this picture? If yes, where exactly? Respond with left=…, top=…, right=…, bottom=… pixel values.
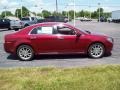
left=0, top=0, right=120, bottom=14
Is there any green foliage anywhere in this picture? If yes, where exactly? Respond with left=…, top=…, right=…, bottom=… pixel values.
left=15, top=9, right=21, bottom=19
left=62, top=11, right=67, bottom=16
left=42, top=10, right=51, bottom=18
left=1, top=11, right=13, bottom=18
left=15, top=6, right=29, bottom=19
left=37, top=13, right=42, bottom=17
left=0, top=7, right=111, bottom=19
left=68, top=10, right=75, bottom=19
left=0, top=65, right=120, bottom=90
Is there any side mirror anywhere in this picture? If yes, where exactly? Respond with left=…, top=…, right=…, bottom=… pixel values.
left=76, top=33, right=81, bottom=37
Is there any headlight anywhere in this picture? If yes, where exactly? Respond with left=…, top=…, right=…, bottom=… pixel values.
left=107, top=37, right=114, bottom=43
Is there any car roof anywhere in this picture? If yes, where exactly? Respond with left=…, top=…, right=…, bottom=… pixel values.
left=31, top=22, right=66, bottom=27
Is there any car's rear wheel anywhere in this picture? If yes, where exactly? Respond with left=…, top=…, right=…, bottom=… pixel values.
left=17, top=45, right=34, bottom=61
left=88, top=43, right=105, bottom=58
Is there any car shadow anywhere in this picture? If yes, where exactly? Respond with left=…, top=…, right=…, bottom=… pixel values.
left=35, top=54, right=88, bottom=60
left=7, top=54, right=88, bottom=61
left=7, top=53, right=112, bottom=61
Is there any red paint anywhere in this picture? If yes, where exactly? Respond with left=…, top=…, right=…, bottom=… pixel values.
left=4, top=22, right=113, bottom=56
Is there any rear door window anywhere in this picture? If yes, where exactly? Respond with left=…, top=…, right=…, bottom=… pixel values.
left=30, top=26, right=53, bottom=34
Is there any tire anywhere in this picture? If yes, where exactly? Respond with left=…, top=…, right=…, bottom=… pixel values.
left=15, top=28, right=19, bottom=31
left=88, top=43, right=105, bottom=58
left=17, top=45, right=34, bottom=61
left=8, top=27, right=11, bottom=30
left=24, top=24, right=29, bottom=28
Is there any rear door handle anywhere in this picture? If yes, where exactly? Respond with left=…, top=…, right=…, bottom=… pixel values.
left=30, top=36, right=37, bottom=40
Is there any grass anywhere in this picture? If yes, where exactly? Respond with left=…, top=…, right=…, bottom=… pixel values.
left=0, top=65, right=120, bottom=90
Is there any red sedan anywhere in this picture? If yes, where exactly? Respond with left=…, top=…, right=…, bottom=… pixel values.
left=4, top=22, right=114, bottom=61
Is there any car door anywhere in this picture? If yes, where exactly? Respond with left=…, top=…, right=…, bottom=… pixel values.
left=53, top=24, right=87, bottom=53
left=0, top=19, right=3, bottom=28
left=3, top=19, right=10, bottom=28
left=29, top=25, right=64, bottom=53
left=2, top=19, right=7, bottom=28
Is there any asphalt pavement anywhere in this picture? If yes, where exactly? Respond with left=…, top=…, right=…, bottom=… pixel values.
left=0, top=21, right=120, bottom=68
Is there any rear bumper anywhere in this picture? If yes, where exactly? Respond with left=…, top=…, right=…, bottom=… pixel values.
left=4, top=42, right=15, bottom=54
left=11, top=26, right=24, bottom=29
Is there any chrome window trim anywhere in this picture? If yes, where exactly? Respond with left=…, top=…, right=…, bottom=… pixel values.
left=28, top=25, right=79, bottom=36
left=28, top=26, right=54, bottom=35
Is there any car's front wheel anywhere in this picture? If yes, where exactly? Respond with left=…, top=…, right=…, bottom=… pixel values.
left=88, top=43, right=105, bottom=58
left=17, top=45, right=34, bottom=61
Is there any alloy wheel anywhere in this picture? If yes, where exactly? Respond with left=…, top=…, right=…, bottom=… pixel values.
left=88, top=43, right=105, bottom=58
left=17, top=45, right=34, bottom=61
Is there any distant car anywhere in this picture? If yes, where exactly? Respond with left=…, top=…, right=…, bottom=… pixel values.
left=37, top=18, right=45, bottom=23
left=44, top=16, right=68, bottom=23
left=4, top=22, right=114, bottom=61
left=98, top=16, right=107, bottom=22
left=80, top=17, right=92, bottom=22
left=107, top=18, right=112, bottom=23
left=21, top=17, right=38, bottom=27
left=0, top=19, right=10, bottom=30
left=10, top=18, right=24, bottom=31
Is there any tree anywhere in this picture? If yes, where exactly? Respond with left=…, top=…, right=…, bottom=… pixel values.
left=22, top=6, right=30, bottom=17
left=62, top=11, right=67, bottom=16
left=1, top=11, right=13, bottom=18
left=15, top=9, right=21, bottom=19
left=52, top=11, right=62, bottom=16
left=80, top=10, right=85, bottom=17
left=68, top=10, right=75, bottom=19
left=97, top=8, right=104, bottom=13
left=42, top=10, right=51, bottom=18
left=91, top=11, right=98, bottom=18
left=103, top=12, right=111, bottom=18
left=15, top=6, right=29, bottom=19
left=37, top=13, right=42, bottom=17
left=97, top=8, right=104, bottom=17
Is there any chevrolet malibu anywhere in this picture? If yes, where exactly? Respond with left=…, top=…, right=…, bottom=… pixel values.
left=4, top=22, right=114, bottom=61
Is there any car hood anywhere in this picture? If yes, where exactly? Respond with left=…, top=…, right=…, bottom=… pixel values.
left=84, top=30, right=108, bottom=38
left=91, top=32, right=108, bottom=37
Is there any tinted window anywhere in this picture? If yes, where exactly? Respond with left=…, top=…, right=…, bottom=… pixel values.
left=57, top=27, right=75, bottom=35
left=31, top=17, right=35, bottom=21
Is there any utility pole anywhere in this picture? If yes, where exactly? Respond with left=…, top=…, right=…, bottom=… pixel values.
left=41, top=8, right=43, bottom=18
left=4, top=6, right=7, bottom=18
left=89, top=0, right=91, bottom=19
left=56, top=0, right=58, bottom=14
left=17, top=10, right=18, bottom=18
left=73, top=0, right=76, bottom=26
left=89, top=5, right=91, bottom=19
left=98, top=3, right=101, bottom=22
left=21, top=0, right=23, bottom=18
left=34, top=5, right=38, bottom=17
